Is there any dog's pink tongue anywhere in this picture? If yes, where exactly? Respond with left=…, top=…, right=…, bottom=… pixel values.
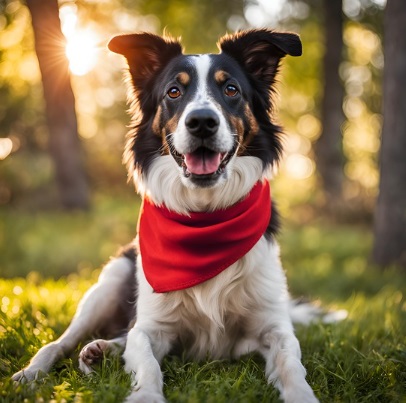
left=184, top=151, right=222, bottom=175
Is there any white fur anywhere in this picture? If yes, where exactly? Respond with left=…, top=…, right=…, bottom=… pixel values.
left=194, top=55, right=212, bottom=101
left=136, top=154, right=263, bottom=214
left=123, top=153, right=319, bottom=403
left=132, top=237, right=290, bottom=360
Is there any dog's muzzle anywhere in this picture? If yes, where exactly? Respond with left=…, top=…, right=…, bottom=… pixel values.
left=169, top=109, right=237, bottom=185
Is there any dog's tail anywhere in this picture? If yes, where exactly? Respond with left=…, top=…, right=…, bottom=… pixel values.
left=289, top=298, right=348, bottom=325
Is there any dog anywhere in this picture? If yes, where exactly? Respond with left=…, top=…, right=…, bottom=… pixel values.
left=13, top=29, right=321, bottom=403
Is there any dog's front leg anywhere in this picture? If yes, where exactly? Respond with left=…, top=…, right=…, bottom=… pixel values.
left=260, top=321, right=319, bottom=403
left=123, top=325, right=172, bottom=403
left=12, top=257, right=135, bottom=383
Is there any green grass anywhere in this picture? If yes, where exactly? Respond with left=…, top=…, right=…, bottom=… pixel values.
left=0, top=193, right=141, bottom=278
left=0, top=197, right=405, bottom=402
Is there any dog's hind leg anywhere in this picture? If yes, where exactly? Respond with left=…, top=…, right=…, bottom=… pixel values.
left=12, top=255, right=136, bottom=383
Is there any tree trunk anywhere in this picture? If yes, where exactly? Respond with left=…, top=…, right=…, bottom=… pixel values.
left=315, top=0, right=345, bottom=206
left=372, top=0, right=406, bottom=268
left=26, top=0, right=89, bottom=209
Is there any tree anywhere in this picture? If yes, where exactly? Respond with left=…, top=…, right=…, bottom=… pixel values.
left=315, top=0, right=345, bottom=207
left=26, top=0, right=89, bottom=209
left=372, top=0, right=406, bottom=268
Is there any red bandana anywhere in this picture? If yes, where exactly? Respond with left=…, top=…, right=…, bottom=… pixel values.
left=138, top=181, right=271, bottom=293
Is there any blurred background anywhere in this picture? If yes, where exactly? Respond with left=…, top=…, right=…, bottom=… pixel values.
left=1, top=0, right=404, bottom=279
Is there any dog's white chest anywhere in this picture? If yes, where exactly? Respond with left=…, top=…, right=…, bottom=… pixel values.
left=136, top=237, right=286, bottom=360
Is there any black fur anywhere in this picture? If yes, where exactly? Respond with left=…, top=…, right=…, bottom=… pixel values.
left=108, top=30, right=302, bottom=239
left=218, top=29, right=301, bottom=170
left=108, top=29, right=301, bottom=183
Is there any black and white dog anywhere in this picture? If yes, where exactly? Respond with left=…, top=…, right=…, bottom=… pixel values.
left=13, top=30, right=322, bottom=403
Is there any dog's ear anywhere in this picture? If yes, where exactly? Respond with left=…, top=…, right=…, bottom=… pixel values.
left=108, top=33, right=183, bottom=88
left=218, top=29, right=301, bottom=86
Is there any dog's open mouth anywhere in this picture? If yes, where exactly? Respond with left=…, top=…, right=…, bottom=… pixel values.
left=170, top=146, right=234, bottom=178
left=183, top=147, right=229, bottom=177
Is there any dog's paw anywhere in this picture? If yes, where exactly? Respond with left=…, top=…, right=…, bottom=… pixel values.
left=78, top=339, right=109, bottom=374
left=282, top=385, right=319, bottom=403
left=125, top=389, right=166, bottom=403
left=12, top=368, right=44, bottom=383
left=12, top=370, right=28, bottom=383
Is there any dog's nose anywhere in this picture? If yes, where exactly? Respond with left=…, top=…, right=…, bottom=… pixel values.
left=185, top=109, right=219, bottom=138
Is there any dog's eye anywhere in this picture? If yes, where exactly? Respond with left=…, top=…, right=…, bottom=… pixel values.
left=224, top=84, right=239, bottom=97
left=167, top=87, right=181, bottom=99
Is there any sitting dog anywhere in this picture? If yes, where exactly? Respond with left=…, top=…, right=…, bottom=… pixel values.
left=13, top=29, right=320, bottom=403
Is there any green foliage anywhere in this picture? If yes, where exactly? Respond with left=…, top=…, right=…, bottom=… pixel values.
left=134, top=0, right=244, bottom=54
left=0, top=193, right=140, bottom=278
left=0, top=198, right=405, bottom=401
left=0, top=0, right=385, bottom=213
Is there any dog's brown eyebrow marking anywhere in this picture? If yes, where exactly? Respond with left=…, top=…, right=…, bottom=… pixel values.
left=176, top=72, right=190, bottom=85
left=165, top=112, right=180, bottom=138
left=242, top=103, right=260, bottom=145
left=214, top=70, right=230, bottom=84
left=152, top=105, right=162, bottom=137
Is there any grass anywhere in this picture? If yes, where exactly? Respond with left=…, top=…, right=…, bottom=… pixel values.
left=0, top=196, right=405, bottom=402
left=0, top=193, right=141, bottom=278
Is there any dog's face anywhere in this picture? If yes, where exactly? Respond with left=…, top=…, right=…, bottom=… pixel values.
left=148, top=52, right=255, bottom=188
left=109, top=30, right=301, bottom=189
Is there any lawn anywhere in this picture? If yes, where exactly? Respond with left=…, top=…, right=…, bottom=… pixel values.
left=0, top=196, right=405, bottom=402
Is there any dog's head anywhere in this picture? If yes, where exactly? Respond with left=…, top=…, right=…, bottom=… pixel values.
left=109, top=30, right=301, bottom=190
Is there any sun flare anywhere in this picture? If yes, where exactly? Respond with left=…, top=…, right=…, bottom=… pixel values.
left=65, top=30, right=98, bottom=76
left=60, top=4, right=99, bottom=76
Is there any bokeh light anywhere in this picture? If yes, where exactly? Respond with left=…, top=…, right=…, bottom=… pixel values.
left=0, top=138, right=13, bottom=160
left=60, top=4, right=99, bottom=76
left=65, top=30, right=99, bottom=76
